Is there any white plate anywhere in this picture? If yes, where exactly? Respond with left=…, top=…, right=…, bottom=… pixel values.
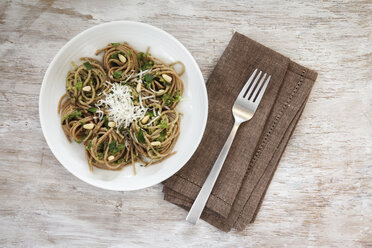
left=39, top=21, right=208, bottom=191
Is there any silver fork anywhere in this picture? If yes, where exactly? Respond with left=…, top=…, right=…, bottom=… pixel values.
left=186, top=69, right=271, bottom=224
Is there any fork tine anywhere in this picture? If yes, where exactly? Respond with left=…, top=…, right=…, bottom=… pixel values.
left=253, top=75, right=271, bottom=103
left=238, top=69, right=258, bottom=99
left=249, top=73, right=266, bottom=100
left=243, top=70, right=262, bottom=99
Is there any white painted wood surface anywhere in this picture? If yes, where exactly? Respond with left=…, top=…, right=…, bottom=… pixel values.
left=0, top=0, right=371, bottom=247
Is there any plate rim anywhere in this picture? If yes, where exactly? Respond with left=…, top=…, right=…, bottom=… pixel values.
left=39, top=21, right=208, bottom=191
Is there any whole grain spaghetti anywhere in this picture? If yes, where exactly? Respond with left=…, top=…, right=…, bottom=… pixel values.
left=58, top=42, right=184, bottom=173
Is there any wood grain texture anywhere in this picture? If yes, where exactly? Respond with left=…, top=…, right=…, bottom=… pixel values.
left=0, top=0, right=371, bottom=247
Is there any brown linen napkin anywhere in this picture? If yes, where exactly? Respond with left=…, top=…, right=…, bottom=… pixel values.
left=163, top=32, right=317, bottom=231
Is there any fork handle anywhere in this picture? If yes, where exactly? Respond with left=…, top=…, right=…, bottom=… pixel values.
left=186, top=121, right=241, bottom=224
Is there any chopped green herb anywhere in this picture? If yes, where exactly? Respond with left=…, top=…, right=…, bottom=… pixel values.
left=162, top=93, right=171, bottom=105
left=140, top=62, right=153, bottom=71
left=155, top=118, right=160, bottom=126
left=144, top=73, right=154, bottom=83
left=159, top=120, right=168, bottom=129
left=68, top=111, right=82, bottom=120
left=97, top=152, right=104, bottom=160
left=110, top=52, right=124, bottom=60
left=109, top=140, right=117, bottom=153
left=110, top=52, right=119, bottom=59
left=146, top=110, right=154, bottom=117
left=159, top=77, right=170, bottom=86
left=87, top=107, right=96, bottom=113
left=79, top=120, right=85, bottom=125
left=103, top=116, right=109, bottom=128
left=156, top=129, right=167, bottom=142
left=159, top=77, right=166, bottom=83
left=161, top=92, right=181, bottom=106
left=117, top=143, right=125, bottom=152
left=144, top=81, right=151, bottom=89
left=127, top=50, right=132, bottom=56
left=137, top=52, right=154, bottom=70
left=162, top=93, right=170, bottom=100
left=76, top=81, right=83, bottom=91
left=174, top=91, right=182, bottom=102
left=62, top=115, right=67, bottom=124
left=113, top=70, right=123, bottom=79
left=137, top=129, right=145, bottom=143
left=110, top=143, right=125, bottom=155
left=137, top=52, right=144, bottom=60
left=86, top=140, right=92, bottom=150
left=111, top=43, right=120, bottom=46
left=83, top=61, right=93, bottom=70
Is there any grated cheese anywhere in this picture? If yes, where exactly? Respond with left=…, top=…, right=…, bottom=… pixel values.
left=145, top=115, right=160, bottom=126
left=141, top=95, right=155, bottom=100
left=120, top=69, right=151, bottom=84
left=96, top=84, right=147, bottom=129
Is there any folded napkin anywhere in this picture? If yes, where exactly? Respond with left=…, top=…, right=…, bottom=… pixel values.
left=163, top=32, right=317, bottom=231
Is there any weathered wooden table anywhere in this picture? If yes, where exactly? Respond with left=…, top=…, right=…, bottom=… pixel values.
left=1, top=0, right=371, bottom=247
